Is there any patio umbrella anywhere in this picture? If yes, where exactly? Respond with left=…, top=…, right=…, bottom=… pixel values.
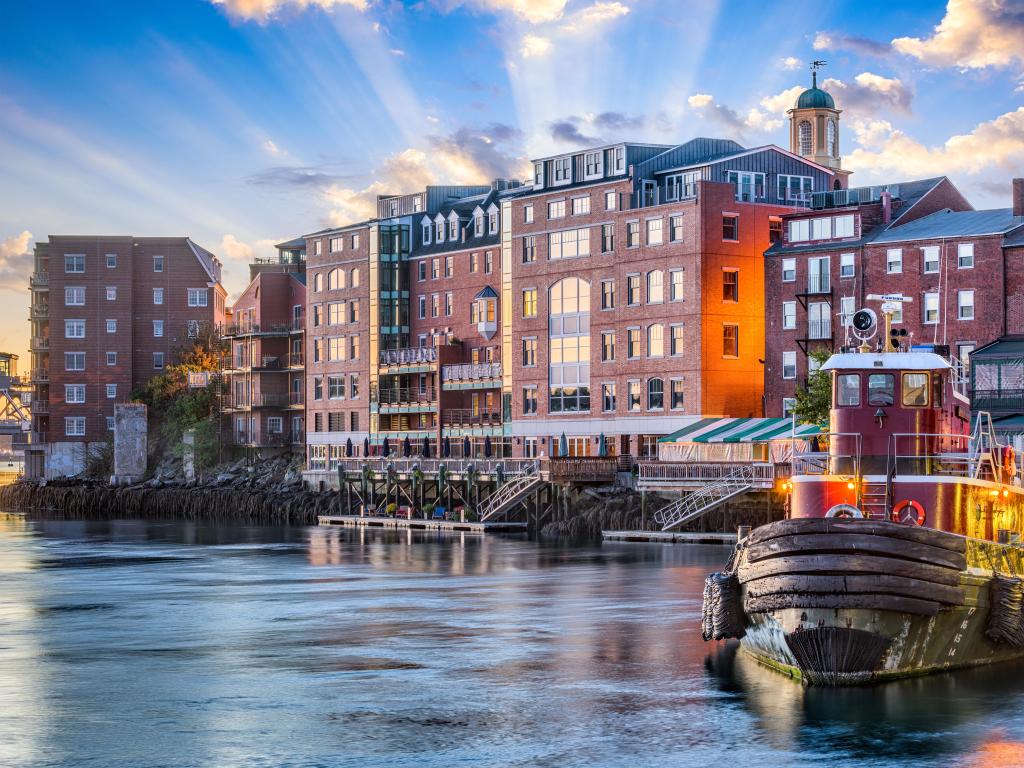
left=559, top=432, right=568, bottom=457
left=382, top=437, right=391, bottom=457
left=363, top=436, right=370, bottom=457
left=422, top=435, right=431, bottom=458
left=403, top=435, right=411, bottom=458
left=483, top=435, right=492, bottom=458
left=463, top=436, right=471, bottom=458
left=597, top=433, right=607, bottom=457
left=345, top=437, right=353, bottom=457
left=442, top=436, right=451, bottom=458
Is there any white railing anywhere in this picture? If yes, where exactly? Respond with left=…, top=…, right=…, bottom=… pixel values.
left=380, top=347, right=437, bottom=366
left=336, top=458, right=538, bottom=476
left=442, top=362, right=502, bottom=382
left=808, top=319, right=832, bottom=339
left=792, top=432, right=862, bottom=477
left=653, top=465, right=759, bottom=531
left=638, top=462, right=778, bottom=488
left=479, top=468, right=544, bottom=521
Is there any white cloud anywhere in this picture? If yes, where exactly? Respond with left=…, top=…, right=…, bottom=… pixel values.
left=760, top=85, right=805, bottom=115
left=521, top=33, right=552, bottom=58
left=0, top=231, right=34, bottom=292
left=209, top=0, right=368, bottom=22
left=822, top=72, right=914, bottom=115
left=389, top=48, right=406, bottom=57
left=780, top=56, right=802, bottom=70
left=478, top=0, right=568, bottom=23
left=262, top=139, right=285, bottom=157
left=562, top=1, right=629, bottom=30
left=743, top=108, right=783, bottom=132
left=847, top=107, right=1024, bottom=178
left=425, top=115, right=441, bottom=124
left=892, top=0, right=1024, bottom=70
left=220, top=234, right=254, bottom=263
left=687, top=93, right=713, bottom=108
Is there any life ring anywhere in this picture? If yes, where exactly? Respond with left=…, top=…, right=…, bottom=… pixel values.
left=892, top=499, right=926, bottom=526
left=825, top=504, right=863, bottom=519
left=1003, top=446, right=1017, bottom=477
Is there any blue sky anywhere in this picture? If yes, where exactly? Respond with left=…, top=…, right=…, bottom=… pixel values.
left=1, top=0, right=1023, bottom=362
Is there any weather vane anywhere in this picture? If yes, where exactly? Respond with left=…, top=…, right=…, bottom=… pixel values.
left=811, top=60, right=827, bottom=71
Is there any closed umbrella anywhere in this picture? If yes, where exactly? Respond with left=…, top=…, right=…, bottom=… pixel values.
left=422, top=435, right=430, bottom=458
left=463, top=436, right=471, bottom=458
left=442, top=436, right=451, bottom=458
left=363, top=436, right=370, bottom=457
left=483, top=435, right=492, bottom=458
left=403, top=435, right=411, bottom=458
left=597, top=433, right=607, bottom=457
left=382, top=437, right=391, bottom=457
left=345, top=437, right=353, bottom=457
left=559, top=432, right=568, bottom=457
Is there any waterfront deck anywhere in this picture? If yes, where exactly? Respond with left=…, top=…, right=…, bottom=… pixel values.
left=601, top=530, right=737, bottom=545
left=317, top=514, right=528, bottom=533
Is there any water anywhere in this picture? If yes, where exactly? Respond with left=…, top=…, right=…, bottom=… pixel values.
left=1, top=514, right=1023, bottom=768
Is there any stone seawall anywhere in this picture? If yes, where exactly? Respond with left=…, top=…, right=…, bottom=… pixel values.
left=0, top=480, right=339, bottom=525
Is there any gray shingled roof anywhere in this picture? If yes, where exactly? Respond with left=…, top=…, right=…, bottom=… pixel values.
left=1004, top=227, right=1024, bottom=247
left=872, top=208, right=1024, bottom=244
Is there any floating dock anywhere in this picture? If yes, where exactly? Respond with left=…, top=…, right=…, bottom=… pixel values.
left=317, top=514, right=528, bottom=533
left=601, top=530, right=737, bottom=545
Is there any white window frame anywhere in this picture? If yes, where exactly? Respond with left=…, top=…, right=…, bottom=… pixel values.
left=840, top=252, right=855, bottom=278
left=65, top=416, right=86, bottom=437
left=782, top=301, right=796, bottom=330
left=923, top=245, right=940, bottom=274
left=153, top=288, right=164, bottom=305
left=782, top=351, right=797, bottom=380
left=782, top=258, right=796, bottom=283
left=886, top=248, right=903, bottom=274
left=153, top=320, right=164, bottom=338
left=65, top=384, right=86, bottom=404
left=187, top=288, right=208, bottom=307
left=958, top=243, right=974, bottom=269
left=65, top=319, right=86, bottom=339
left=923, top=292, right=940, bottom=325
left=106, top=384, right=117, bottom=399
left=957, top=290, right=975, bottom=320
left=65, top=286, right=86, bottom=306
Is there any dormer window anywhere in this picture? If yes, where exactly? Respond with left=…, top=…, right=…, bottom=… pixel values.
left=474, top=211, right=484, bottom=237
left=448, top=215, right=460, bottom=242
left=553, top=157, right=571, bottom=183
left=489, top=212, right=498, bottom=234
left=584, top=151, right=603, bottom=178
left=613, top=147, right=625, bottom=173
left=436, top=220, right=444, bottom=241
left=422, top=223, right=432, bottom=245
left=534, top=162, right=544, bottom=187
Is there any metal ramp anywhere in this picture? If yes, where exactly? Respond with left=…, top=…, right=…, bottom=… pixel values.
left=652, top=465, right=758, bottom=532
left=479, top=466, right=543, bottom=522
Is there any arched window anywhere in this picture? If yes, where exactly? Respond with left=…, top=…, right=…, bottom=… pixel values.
left=548, top=277, right=591, bottom=414
left=647, top=324, right=664, bottom=357
left=647, top=378, right=664, bottom=410
left=326, top=268, right=339, bottom=290
left=350, top=268, right=360, bottom=288
left=798, top=120, right=812, bottom=155
left=647, top=270, right=663, bottom=304
left=827, top=119, right=837, bottom=157
left=313, top=272, right=323, bottom=292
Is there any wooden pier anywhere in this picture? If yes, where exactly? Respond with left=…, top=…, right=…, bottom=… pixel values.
left=317, top=514, right=528, bottom=533
left=601, top=530, right=737, bottom=545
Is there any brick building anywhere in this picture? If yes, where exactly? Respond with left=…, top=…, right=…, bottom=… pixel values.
left=764, top=179, right=1024, bottom=416
left=222, top=267, right=306, bottom=456
left=302, top=131, right=839, bottom=473
left=26, top=236, right=227, bottom=478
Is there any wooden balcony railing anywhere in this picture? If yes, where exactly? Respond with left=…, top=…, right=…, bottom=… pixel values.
left=546, top=457, right=618, bottom=482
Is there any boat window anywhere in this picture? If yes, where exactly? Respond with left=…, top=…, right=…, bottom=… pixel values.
left=836, top=373, right=860, bottom=406
left=932, top=373, right=944, bottom=408
left=867, top=374, right=894, bottom=406
left=902, top=372, right=929, bottom=407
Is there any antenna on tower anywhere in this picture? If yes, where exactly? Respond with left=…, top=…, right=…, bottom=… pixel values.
left=810, top=60, right=827, bottom=87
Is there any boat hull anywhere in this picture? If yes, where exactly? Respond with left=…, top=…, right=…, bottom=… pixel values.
left=714, top=518, right=1024, bottom=685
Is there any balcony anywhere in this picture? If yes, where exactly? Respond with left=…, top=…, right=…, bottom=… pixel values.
left=31, top=400, right=48, bottom=414
left=30, top=304, right=49, bottom=319
left=221, top=323, right=292, bottom=338
left=291, top=318, right=305, bottom=333
left=376, top=386, right=438, bottom=406
left=442, top=362, right=502, bottom=383
left=230, top=430, right=302, bottom=449
left=31, top=370, right=49, bottom=383
left=442, top=409, right=502, bottom=428
left=283, top=353, right=304, bottom=370
left=30, top=273, right=49, bottom=289
left=224, top=393, right=290, bottom=410
left=803, top=275, right=831, bottom=295
left=289, top=391, right=305, bottom=406
left=807, top=319, right=832, bottom=340
left=29, top=431, right=47, bottom=445
left=29, top=336, right=50, bottom=350
left=379, top=347, right=437, bottom=367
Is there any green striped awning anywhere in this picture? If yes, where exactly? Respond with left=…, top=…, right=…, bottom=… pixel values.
left=658, top=417, right=822, bottom=444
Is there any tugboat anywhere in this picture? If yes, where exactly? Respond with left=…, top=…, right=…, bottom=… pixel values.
left=703, top=300, right=1024, bottom=685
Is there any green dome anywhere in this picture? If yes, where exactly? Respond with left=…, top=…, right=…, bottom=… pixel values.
left=797, top=87, right=835, bottom=109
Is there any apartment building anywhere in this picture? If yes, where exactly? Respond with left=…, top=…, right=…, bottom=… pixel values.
left=764, top=178, right=1024, bottom=416
left=26, top=236, right=227, bottom=478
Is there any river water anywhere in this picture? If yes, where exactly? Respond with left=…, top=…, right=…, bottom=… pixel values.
left=1, top=514, right=1023, bottom=768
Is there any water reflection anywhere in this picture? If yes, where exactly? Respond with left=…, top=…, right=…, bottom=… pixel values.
left=0, top=515, right=1022, bottom=767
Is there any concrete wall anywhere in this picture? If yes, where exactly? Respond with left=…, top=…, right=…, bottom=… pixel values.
left=113, top=403, right=147, bottom=483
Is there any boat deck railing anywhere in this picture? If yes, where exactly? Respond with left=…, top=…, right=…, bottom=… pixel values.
left=792, top=432, right=862, bottom=478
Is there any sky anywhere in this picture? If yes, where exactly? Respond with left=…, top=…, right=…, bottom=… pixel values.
left=1, top=0, right=1023, bottom=365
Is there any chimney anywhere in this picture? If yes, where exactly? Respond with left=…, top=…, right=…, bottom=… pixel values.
left=881, top=191, right=892, bottom=225
left=1014, top=178, right=1024, bottom=218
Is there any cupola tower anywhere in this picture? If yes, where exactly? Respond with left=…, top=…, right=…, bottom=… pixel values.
left=789, top=62, right=843, bottom=172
